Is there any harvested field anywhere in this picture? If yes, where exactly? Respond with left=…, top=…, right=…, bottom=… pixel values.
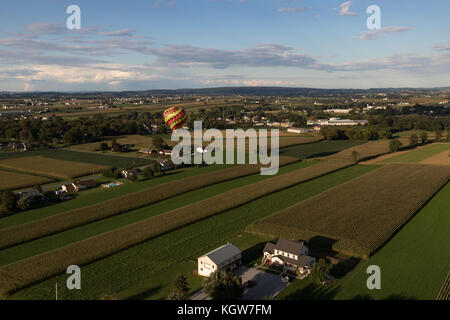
left=324, top=138, right=409, bottom=162
left=0, top=159, right=353, bottom=295
left=420, top=148, right=450, bottom=166
left=0, top=156, right=106, bottom=180
left=379, top=143, right=450, bottom=164
left=0, top=156, right=299, bottom=249
left=247, top=164, right=450, bottom=259
left=0, top=170, right=54, bottom=191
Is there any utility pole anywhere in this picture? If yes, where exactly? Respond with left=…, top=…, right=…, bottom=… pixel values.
left=55, top=283, right=58, bottom=301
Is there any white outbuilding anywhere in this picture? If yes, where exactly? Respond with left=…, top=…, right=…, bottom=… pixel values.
left=198, top=243, right=242, bottom=277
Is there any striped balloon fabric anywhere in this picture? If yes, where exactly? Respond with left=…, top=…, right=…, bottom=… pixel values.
left=163, top=106, right=188, bottom=131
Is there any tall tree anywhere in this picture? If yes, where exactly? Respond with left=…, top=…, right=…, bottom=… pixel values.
left=203, top=271, right=244, bottom=300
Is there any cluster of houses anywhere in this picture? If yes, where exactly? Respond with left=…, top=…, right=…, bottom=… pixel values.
left=197, top=239, right=316, bottom=279
left=0, top=141, right=28, bottom=152
left=60, top=179, right=97, bottom=193
left=307, top=118, right=369, bottom=128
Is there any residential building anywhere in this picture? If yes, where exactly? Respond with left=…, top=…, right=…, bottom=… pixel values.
left=121, top=168, right=142, bottom=178
left=61, top=179, right=97, bottom=193
left=198, top=243, right=242, bottom=277
left=262, top=239, right=316, bottom=274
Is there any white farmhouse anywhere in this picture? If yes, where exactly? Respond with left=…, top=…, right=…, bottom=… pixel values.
left=262, top=239, right=316, bottom=275
left=198, top=243, right=242, bottom=277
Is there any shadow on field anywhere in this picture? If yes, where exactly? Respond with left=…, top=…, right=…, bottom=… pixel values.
left=283, top=282, right=341, bottom=300
left=241, top=241, right=268, bottom=265
left=125, top=285, right=163, bottom=300
left=309, top=235, right=338, bottom=250
left=351, top=294, right=417, bottom=300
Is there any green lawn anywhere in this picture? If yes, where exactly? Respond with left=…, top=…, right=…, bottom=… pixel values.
left=116, top=233, right=271, bottom=300
left=380, top=143, right=450, bottom=163
left=0, top=161, right=314, bottom=266
left=280, top=140, right=365, bottom=159
left=8, top=164, right=377, bottom=300
left=0, top=164, right=235, bottom=229
left=333, top=182, right=450, bottom=300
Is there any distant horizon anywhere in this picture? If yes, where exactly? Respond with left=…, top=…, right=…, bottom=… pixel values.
left=2, top=85, right=450, bottom=94
left=1, top=1, right=449, bottom=91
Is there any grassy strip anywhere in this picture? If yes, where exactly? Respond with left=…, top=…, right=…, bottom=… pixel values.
left=0, top=159, right=353, bottom=296
left=247, top=164, right=450, bottom=258
left=0, top=156, right=298, bottom=249
left=379, top=143, right=450, bottom=163
left=5, top=165, right=376, bottom=300
left=0, top=170, right=54, bottom=191
left=280, top=140, right=364, bottom=159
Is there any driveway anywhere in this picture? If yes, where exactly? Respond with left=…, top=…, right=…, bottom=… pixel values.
left=190, top=266, right=288, bottom=300
left=238, top=266, right=288, bottom=300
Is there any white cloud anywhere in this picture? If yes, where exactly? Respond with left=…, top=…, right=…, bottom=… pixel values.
left=335, top=1, right=357, bottom=16
left=276, top=7, right=309, bottom=13
left=360, top=26, right=415, bottom=41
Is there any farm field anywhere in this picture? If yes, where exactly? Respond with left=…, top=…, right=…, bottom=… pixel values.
left=0, top=156, right=107, bottom=180
left=247, top=164, right=450, bottom=258
left=0, top=159, right=354, bottom=294
left=0, top=163, right=237, bottom=229
left=68, top=135, right=155, bottom=152
left=0, top=161, right=313, bottom=265
left=0, top=170, right=54, bottom=191
left=280, top=140, right=365, bottom=159
left=116, top=232, right=271, bottom=300
left=0, top=157, right=299, bottom=249
left=379, top=143, right=450, bottom=164
left=5, top=164, right=378, bottom=300
left=324, top=139, right=410, bottom=162
left=333, top=182, right=450, bottom=300
left=0, top=149, right=155, bottom=168
left=420, top=148, right=450, bottom=165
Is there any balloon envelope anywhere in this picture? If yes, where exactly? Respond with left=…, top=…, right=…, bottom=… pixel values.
left=163, top=106, right=187, bottom=131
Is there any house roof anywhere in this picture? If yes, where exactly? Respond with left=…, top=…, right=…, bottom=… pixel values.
left=200, top=243, right=241, bottom=265
left=274, top=239, right=305, bottom=255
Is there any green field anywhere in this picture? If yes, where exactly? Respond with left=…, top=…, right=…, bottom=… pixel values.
left=333, top=182, right=450, bottom=300
left=0, top=170, right=54, bottom=191
left=280, top=140, right=365, bottom=159
left=6, top=165, right=377, bottom=300
left=0, top=161, right=313, bottom=266
left=247, top=164, right=450, bottom=258
left=379, top=143, right=450, bottom=163
left=0, top=148, right=154, bottom=168
left=0, top=164, right=235, bottom=229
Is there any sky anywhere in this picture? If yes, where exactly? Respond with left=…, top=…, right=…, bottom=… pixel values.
left=0, top=0, right=449, bottom=91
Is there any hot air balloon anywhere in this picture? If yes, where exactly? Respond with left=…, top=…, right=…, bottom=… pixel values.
left=163, top=106, right=187, bottom=131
